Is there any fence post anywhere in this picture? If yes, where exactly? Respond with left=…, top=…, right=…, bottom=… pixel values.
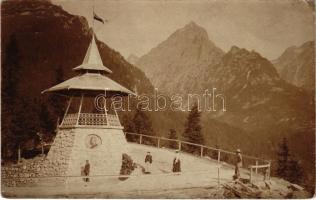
left=217, top=149, right=221, bottom=164
left=268, top=161, right=271, bottom=180
left=41, top=143, right=44, bottom=155
left=178, top=141, right=181, bottom=151
left=255, top=160, right=258, bottom=174
left=139, top=135, right=142, bottom=144
left=217, top=166, right=220, bottom=188
left=200, top=146, right=204, bottom=157
left=250, top=167, right=253, bottom=183
left=157, top=137, right=160, bottom=148
left=18, top=145, right=21, bottom=163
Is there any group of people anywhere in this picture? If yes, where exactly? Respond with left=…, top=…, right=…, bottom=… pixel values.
left=144, top=150, right=181, bottom=174
left=81, top=149, right=243, bottom=182
left=144, top=148, right=243, bottom=180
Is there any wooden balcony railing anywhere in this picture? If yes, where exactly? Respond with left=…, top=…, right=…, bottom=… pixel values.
left=60, top=113, right=121, bottom=128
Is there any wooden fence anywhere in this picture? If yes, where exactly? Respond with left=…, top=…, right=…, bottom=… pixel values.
left=124, top=132, right=271, bottom=182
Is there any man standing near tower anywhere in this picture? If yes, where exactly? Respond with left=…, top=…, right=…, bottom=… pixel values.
left=84, top=160, right=90, bottom=182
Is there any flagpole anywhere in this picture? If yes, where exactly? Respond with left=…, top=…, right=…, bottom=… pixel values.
left=92, top=0, right=95, bottom=30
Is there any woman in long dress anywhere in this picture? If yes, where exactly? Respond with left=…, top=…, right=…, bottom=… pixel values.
left=172, top=150, right=181, bottom=172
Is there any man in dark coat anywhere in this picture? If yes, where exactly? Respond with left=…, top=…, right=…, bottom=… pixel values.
left=234, top=149, right=242, bottom=180
left=172, top=150, right=181, bottom=173
left=84, top=160, right=90, bottom=182
left=144, top=151, right=152, bottom=173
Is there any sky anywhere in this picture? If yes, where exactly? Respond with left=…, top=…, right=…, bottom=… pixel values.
left=52, top=0, right=314, bottom=60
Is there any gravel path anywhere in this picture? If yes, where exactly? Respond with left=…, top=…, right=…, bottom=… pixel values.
left=2, top=143, right=258, bottom=198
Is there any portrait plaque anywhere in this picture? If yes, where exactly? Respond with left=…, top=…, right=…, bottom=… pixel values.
left=85, top=134, right=102, bottom=149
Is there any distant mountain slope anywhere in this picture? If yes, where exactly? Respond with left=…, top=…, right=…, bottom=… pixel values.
left=1, top=0, right=153, bottom=99
left=136, top=22, right=224, bottom=94
left=139, top=33, right=315, bottom=190
left=127, top=54, right=139, bottom=65
left=204, top=45, right=314, bottom=145
left=205, top=46, right=311, bottom=117
left=273, top=41, right=315, bottom=91
left=203, top=46, right=315, bottom=190
left=1, top=0, right=154, bottom=156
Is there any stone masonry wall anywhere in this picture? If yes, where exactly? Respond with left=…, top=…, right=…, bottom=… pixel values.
left=2, top=129, right=76, bottom=187
left=2, top=128, right=129, bottom=187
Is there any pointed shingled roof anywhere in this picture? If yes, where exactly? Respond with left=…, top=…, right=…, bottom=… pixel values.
left=73, top=35, right=112, bottom=73
left=42, top=33, right=135, bottom=96
left=42, top=73, right=134, bottom=96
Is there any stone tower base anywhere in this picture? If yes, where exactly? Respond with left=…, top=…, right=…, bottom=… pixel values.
left=46, top=127, right=129, bottom=179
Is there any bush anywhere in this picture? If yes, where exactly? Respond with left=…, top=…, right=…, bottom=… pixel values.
left=119, top=153, right=135, bottom=181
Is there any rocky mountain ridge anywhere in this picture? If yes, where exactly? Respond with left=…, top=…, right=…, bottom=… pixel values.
left=273, top=41, right=315, bottom=91
left=136, top=21, right=224, bottom=94
left=134, top=23, right=315, bottom=191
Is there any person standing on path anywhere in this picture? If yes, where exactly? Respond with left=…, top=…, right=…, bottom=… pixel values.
left=172, top=150, right=181, bottom=173
left=144, top=151, right=153, bottom=174
left=84, top=160, right=90, bottom=182
left=234, top=149, right=242, bottom=180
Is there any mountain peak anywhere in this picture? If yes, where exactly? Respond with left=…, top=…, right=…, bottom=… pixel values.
left=274, top=40, right=315, bottom=91
left=222, top=45, right=280, bottom=82
left=228, top=46, right=263, bottom=58
left=168, top=21, right=209, bottom=41
left=185, top=21, right=199, bottom=28
left=228, top=45, right=253, bottom=56
left=183, top=21, right=205, bottom=32
left=127, top=54, right=139, bottom=65
left=230, top=45, right=241, bottom=53
left=136, top=21, right=224, bottom=95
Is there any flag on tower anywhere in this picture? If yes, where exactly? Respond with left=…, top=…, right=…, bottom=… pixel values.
left=93, top=12, right=107, bottom=24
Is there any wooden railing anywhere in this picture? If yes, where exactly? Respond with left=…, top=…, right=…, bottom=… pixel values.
left=60, top=113, right=121, bottom=128
left=124, top=132, right=271, bottom=182
left=78, top=113, right=108, bottom=126
left=107, top=114, right=122, bottom=127
left=61, top=113, right=78, bottom=127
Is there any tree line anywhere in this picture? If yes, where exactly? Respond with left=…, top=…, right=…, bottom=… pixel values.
left=2, top=34, right=65, bottom=161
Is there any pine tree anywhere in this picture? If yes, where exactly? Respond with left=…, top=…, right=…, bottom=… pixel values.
left=121, top=113, right=136, bottom=142
left=1, top=34, right=22, bottom=159
left=168, top=129, right=178, bottom=149
left=39, top=102, right=55, bottom=134
left=276, top=137, right=290, bottom=178
left=48, top=64, right=66, bottom=122
left=133, top=107, right=154, bottom=144
left=10, top=98, right=40, bottom=160
left=182, top=103, right=204, bottom=154
left=122, top=113, right=135, bottom=133
left=2, top=34, right=20, bottom=101
left=276, top=137, right=304, bottom=184
left=287, top=158, right=303, bottom=184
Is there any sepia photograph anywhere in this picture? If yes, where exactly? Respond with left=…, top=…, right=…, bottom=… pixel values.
left=1, top=0, right=315, bottom=198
